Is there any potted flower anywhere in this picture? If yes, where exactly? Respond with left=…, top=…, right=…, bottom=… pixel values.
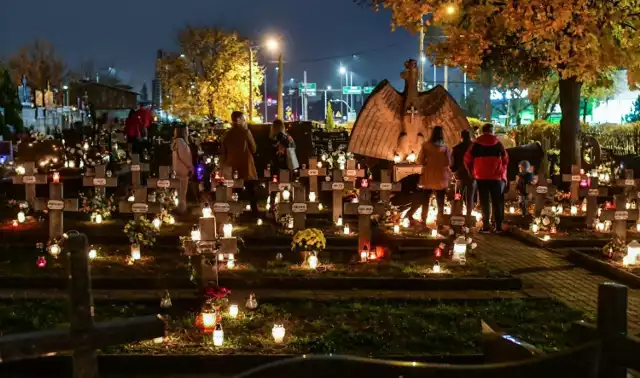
left=196, top=286, right=232, bottom=332
left=79, top=190, right=116, bottom=223
left=123, top=216, right=159, bottom=259
left=291, top=228, right=326, bottom=266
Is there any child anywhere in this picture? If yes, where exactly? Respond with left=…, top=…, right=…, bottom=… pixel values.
left=516, top=160, right=535, bottom=214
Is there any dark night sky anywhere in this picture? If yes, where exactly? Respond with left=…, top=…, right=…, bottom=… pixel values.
left=1, top=0, right=462, bottom=96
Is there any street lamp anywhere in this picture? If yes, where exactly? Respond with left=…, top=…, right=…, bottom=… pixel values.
left=249, top=37, right=281, bottom=122
left=339, top=66, right=347, bottom=117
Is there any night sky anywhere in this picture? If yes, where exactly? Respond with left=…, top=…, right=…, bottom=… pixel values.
left=1, top=0, right=463, bottom=97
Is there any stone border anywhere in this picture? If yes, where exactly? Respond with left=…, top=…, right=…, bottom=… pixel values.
left=0, top=274, right=522, bottom=292
left=0, top=354, right=484, bottom=376
left=566, top=249, right=640, bottom=289
left=508, top=227, right=609, bottom=249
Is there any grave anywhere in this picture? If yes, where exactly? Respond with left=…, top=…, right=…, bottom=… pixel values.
left=148, top=166, right=181, bottom=191
left=119, top=187, right=162, bottom=222
left=123, top=154, right=150, bottom=188
left=299, top=157, right=327, bottom=195
left=601, top=194, right=639, bottom=241
left=34, top=177, right=79, bottom=240
left=321, top=169, right=355, bottom=224
left=344, top=187, right=385, bottom=254
left=82, top=165, right=117, bottom=197
left=12, top=162, right=48, bottom=205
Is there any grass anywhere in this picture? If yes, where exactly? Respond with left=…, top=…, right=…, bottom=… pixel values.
left=0, top=298, right=584, bottom=356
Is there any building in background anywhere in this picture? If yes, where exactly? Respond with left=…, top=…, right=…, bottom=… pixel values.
left=68, top=81, right=138, bottom=121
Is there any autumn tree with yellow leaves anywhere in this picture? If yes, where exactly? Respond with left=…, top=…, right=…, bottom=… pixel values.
left=364, top=0, right=640, bottom=174
left=158, top=27, right=264, bottom=123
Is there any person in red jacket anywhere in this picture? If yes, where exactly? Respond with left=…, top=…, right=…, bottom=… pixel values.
left=464, top=123, right=509, bottom=233
left=124, top=109, right=142, bottom=154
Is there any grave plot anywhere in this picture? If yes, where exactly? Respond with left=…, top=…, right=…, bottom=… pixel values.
left=0, top=297, right=584, bottom=357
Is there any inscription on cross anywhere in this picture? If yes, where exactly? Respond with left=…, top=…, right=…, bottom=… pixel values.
left=124, top=154, right=150, bottom=188
left=343, top=159, right=365, bottom=182
left=370, top=169, right=401, bottom=204
left=34, top=180, right=79, bottom=240
left=528, top=169, right=556, bottom=217
left=12, top=162, right=47, bottom=205
left=601, top=194, right=639, bottom=241
left=148, top=166, right=181, bottom=190
left=321, top=169, right=355, bottom=223
left=344, top=187, right=385, bottom=253
left=82, top=164, right=117, bottom=197
left=119, top=187, right=162, bottom=222
left=300, top=157, right=327, bottom=194
left=562, top=165, right=587, bottom=204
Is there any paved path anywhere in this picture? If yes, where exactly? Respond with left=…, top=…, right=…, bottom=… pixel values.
left=475, top=233, right=640, bottom=335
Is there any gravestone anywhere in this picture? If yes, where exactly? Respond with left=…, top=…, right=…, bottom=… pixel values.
left=562, top=165, right=586, bottom=204
left=580, top=177, right=607, bottom=228
left=343, top=159, right=365, bottom=182
left=34, top=181, right=79, bottom=240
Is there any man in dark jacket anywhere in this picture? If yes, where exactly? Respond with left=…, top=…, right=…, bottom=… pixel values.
left=464, top=123, right=509, bottom=233
left=451, top=129, right=475, bottom=217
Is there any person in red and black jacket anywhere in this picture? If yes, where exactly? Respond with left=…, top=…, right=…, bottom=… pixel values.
left=464, top=123, right=509, bottom=233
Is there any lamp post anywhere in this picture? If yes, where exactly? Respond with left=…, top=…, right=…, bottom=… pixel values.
left=249, top=38, right=279, bottom=122
left=339, top=66, right=347, bottom=117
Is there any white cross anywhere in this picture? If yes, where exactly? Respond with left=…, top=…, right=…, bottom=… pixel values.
left=407, top=106, right=419, bottom=123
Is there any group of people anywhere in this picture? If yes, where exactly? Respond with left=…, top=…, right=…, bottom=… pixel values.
left=416, top=123, right=513, bottom=233
left=168, top=111, right=297, bottom=215
left=124, top=104, right=154, bottom=154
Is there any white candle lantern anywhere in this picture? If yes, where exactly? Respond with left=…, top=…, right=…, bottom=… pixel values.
left=88, top=248, right=97, bottom=259
left=402, top=218, right=410, bottom=228
left=453, top=237, right=467, bottom=256
left=153, top=337, right=164, bottom=344
left=229, top=304, right=239, bottom=319
left=17, top=211, right=26, bottom=223
left=318, top=203, right=324, bottom=211
left=128, top=195, right=135, bottom=202
left=168, top=215, right=176, bottom=225
left=393, top=224, right=400, bottom=234
left=542, top=235, right=551, bottom=241
left=223, top=224, right=233, bottom=238
left=191, top=226, right=201, bottom=242
left=626, top=240, right=640, bottom=265
left=307, top=254, right=319, bottom=269
left=531, top=223, right=539, bottom=234
left=336, top=216, right=343, bottom=227
left=309, top=192, right=316, bottom=202
left=15, top=165, right=26, bottom=175
left=257, top=218, right=263, bottom=226
left=406, top=151, right=416, bottom=163
left=152, top=217, right=162, bottom=230
left=636, top=223, right=640, bottom=232
left=431, top=229, right=438, bottom=238
left=509, top=206, right=515, bottom=214
left=282, top=189, right=291, bottom=202
left=272, top=324, right=286, bottom=344
left=570, top=205, right=578, bottom=216
left=202, top=204, right=212, bottom=218
left=213, top=324, right=224, bottom=346
left=596, top=222, right=605, bottom=232
left=432, top=261, right=441, bottom=273
left=360, top=246, right=369, bottom=262
left=49, top=243, right=61, bottom=257
left=343, top=224, right=350, bottom=235
left=94, top=213, right=103, bottom=224
left=131, top=244, right=141, bottom=260
left=393, top=154, right=401, bottom=164
left=227, top=254, right=235, bottom=269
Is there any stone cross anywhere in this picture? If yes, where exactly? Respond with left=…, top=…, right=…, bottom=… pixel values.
left=344, top=187, right=385, bottom=253
left=321, top=169, right=355, bottom=223
left=580, top=177, right=607, bottom=228
left=370, top=169, right=401, bottom=204
left=407, top=106, right=419, bottom=123
left=528, top=169, right=556, bottom=217
left=148, top=166, right=181, bottom=190
left=299, top=157, right=327, bottom=194
left=601, top=194, right=639, bottom=241
left=0, top=233, right=164, bottom=375
left=82, top=165, right=117, bottom=197
left=343, top=159, right=365, bottom=182
left=615, top=169, right=640, bottom=198
left=562, top=165, right=586, bottom=204
left=34, top=182, right=79, bottom=240
left=119, top=187, right=161, bottom=222
left=12, top=162, right=47, bottom=205
left=125, top=154, right=150, bottom=188
left=213, top=183, right=244, bottom=234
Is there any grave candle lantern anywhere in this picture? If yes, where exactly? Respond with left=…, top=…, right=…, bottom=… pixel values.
left=257, top=218, right=263, bottom=226
left=393, top=224, right=400, bottom=234
left=336, top=216, right=343, bottom=227
left=152, top=217, right=162, bottom=230
left=343, top=224, right=350, bottom=235
left=453, top=237, right=467, bottom=257
left=17, top=211, right=26, bottom=223
left=202, top=203, right=212, bottom=218
left=570, top=205, right=578, bottom=216
left=431, top=229, right=438, bottom=238
left=309, top=192, right=316, bottom=202
left=131, top=244, right=141, bottom=260
left=88, top=248, right=97, bottom=259
left=36, top=256, right=47, bottom=268
left=307, top=254, right=318, bottom=269
left=53, top=172, right=60, bottom=183
left=213, top=324, right=224, bottom=346
left=15, top=165, right=26, bottom=175
left=272, top=324, right=286, bottom=344
left=432, top=261, right=441, bottom=274
left=49, top=243, right=61, bottom=257
left=360, top=245, right=369, bottom=262
left=229, top=304, right=239, bottom=319
left=167, top=215, right=176, bottom=225
left=226, top=254, right=235, bottom=269
left=626, top=240, right=640, bottom=265
left=12, top=219, right=18, bottom=227
left=509, top=206, right=515, bottom=214
left=223, top=224, right=233, bottom=238
left=406, top=151, right=417, bottom=163
left=318, top=203, right=324, bottom=211
left=531, top=223, right=539, bottom=234
left=191, top=225, right=201, bottom=242
left=402, top=218, right=410, bottom=228
left=393, top=154, right=401, bottom=164
left=94, top=213, right=103, bottom=224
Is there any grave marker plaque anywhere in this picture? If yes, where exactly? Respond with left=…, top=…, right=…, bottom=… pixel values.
left=119, top=187, right=161, bottom=222
left=82, top=165, right=117, bottom=197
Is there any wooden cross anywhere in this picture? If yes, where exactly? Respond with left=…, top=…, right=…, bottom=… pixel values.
left=124, top=154, right=150, bottom=188
left=300, top=157, right=327, bottom=194
left=34, top=182, right=79, bottom=240
left=0, top=233, right=164, bottom=374
left=321, top=169, right=355, bottom=223
left=528, top=169, right=556, bottom=217
left=580, top=176, right=607, bottom=228
left=343, top=159, right=365, bottom=182
left=213, top=182, right=244, bottom=234
left=406, top=106, right=419, bottom=123
left=219, top=166, right=245, bottom=198
left=119, top=187, right=161, bottom=222
left=148, top=166, right=181, bottom=190
left=282, top=184, right=321, bottom=232
left=562, top=165, right=586, bottom=204
left=268, top=169, right=293, bottom=197
left=601, top=194, right=639, bottom=241
left=615, top=169, right=640, bottom=198
left=370, top=169, right=401, bottom=204
left=344, top=187, right=385, bottom=253
left=439, top=198, right=467, bottom=231
left=12, top=162, right=47, bottom=205
left=82, top=164, right=117, bottom=197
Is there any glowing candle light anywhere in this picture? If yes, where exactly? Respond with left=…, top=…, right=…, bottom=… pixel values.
left=53, top=172, right=60, bottom=183
left=213, top=324, right=224, bottom=346
left=17, top=211, right=26, bottom=223
left=257, top=218, right=263, bottom=226
left=343, top=224, right=350, bottom=235
left=309, top=192, right=316, bottom=202
left=432, top=261, right=441, bottom=274
left=49, top=243, right=61, bottom=257
left=152, top=217, right=162, bottom=230
left=131, top=244, right=141, bottom=260
left=94, top=213, right=103, bottom=224
left=202, top=204, right=212, bottom=218
left=336, top=216, right=343, bottom=227
left=402, top=218, right=410, bottom=228
left=431, top=229, right=438, bottom=238
left=509, top=206, right=515, bottom=214
left=229, top=304, right=239, bottom=319
left=393, top=224, right=400, bottom=234
left=88, top=248, right=97, bottom=259
left=307, top=254, right=318, bottom=269
left=406, top=151, right=416, bottom=163
left=272, top=325, right=286, bottom=344
left=223, top=224, right=233, bottom=238
left=570, top=206, right=578, bottom=216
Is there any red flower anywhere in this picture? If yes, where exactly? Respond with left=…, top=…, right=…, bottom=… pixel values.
left=205, top=287, right=231, bottom=300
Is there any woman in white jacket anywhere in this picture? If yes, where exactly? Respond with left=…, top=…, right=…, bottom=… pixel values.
left=172, top=126, right=193, bottom=213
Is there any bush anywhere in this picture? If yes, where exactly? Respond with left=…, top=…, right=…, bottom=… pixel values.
left=466, top=117, right=485, bottom=130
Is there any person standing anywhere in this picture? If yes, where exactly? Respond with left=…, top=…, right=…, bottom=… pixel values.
left=451, top=129, right=476, bottom=217
left=416, top=126, right=452, bottom=222
left=220, top=111, right=258, bottom=213
left=268, top=119, right=296, bottom=211
left=172, top=126, right=194, bottom=214
left=464, top=123, right=509, bottom=233
left=124, top=109, right=141, bottom=154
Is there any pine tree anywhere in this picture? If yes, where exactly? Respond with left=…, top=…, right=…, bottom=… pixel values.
left=325, top=101, right=335, bottom=130
left=0, top=69, right=23, bottom=132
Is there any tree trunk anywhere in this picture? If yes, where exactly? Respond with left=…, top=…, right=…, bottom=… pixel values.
left=559, top=77, right=582, bottom=176
left=582, top=99, right=588, bottom=123
left=483, top=83, right=491, bottom=122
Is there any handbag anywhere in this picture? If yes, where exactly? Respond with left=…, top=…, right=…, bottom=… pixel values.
left=286, top=147, right=299, bottom=170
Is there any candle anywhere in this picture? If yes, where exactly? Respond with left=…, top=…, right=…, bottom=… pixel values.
left=223, top=224, right=233, bottom=238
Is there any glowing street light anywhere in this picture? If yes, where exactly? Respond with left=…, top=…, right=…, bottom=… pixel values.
left=339, top=66, right=347, bottom=75
left=265, top=38, right=279, bottom=52
left=445, top=4, right=457, bottom=14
